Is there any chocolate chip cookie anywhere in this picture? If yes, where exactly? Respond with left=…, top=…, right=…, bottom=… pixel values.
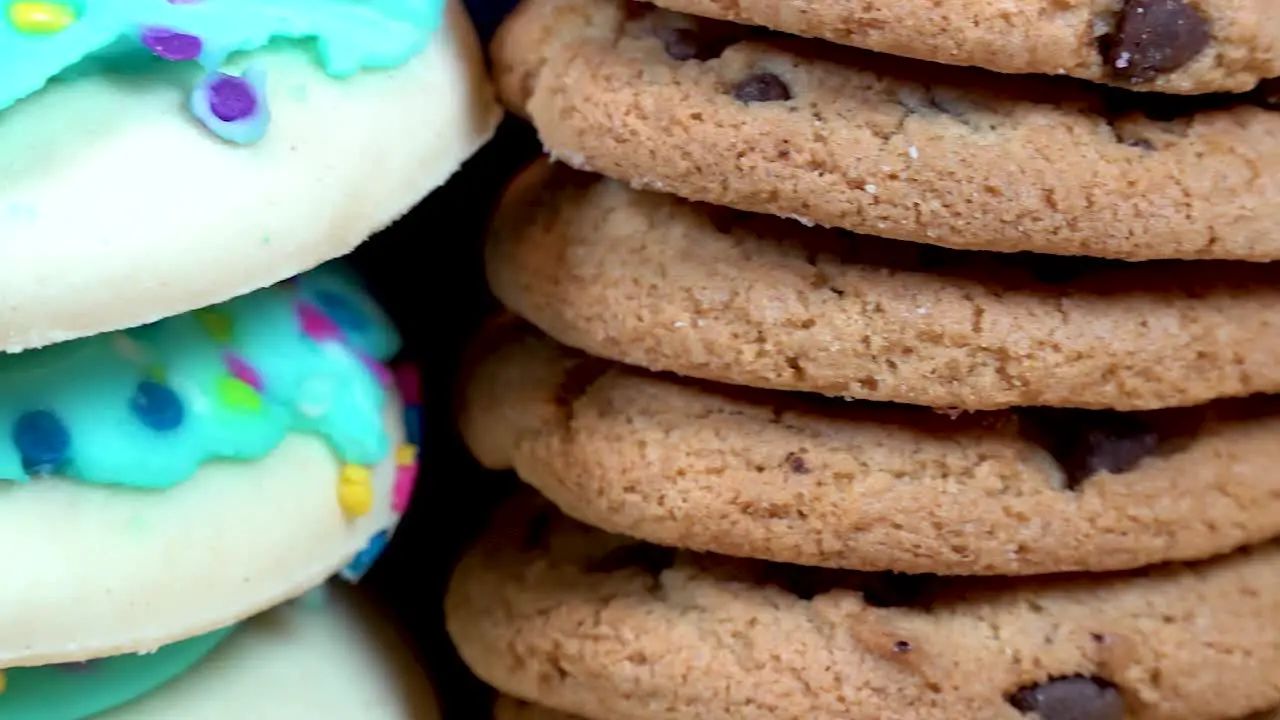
left=446, top=493, right=1280, bottom=720
left=637, top=0, right=1280, bottom=95
left=458, top=318, right=1280, bottom=575
left=488, top=160, right=1280, bottom=411
left=491, top=0, right=1280, bottom=260
left=493, top=692, right=1280, bottom=720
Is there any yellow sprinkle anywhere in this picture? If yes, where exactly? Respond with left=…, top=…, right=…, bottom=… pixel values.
left=338, top=480, right=373, bottom=517
left=195, top=309, right=234, bottom=343
left=340, top=464, right=372, bottom=487
left=8, top=1, right=77, bottom=34
left=217, top=376, right=261, bottom=412
left=396, top=443, right=418, bottom=466
left=0, top=669, right=8, bottom=695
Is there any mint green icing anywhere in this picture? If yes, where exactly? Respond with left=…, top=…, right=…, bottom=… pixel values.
left=0, top=262, right=402, bottom=488
left=0, top=0, right=446, bottom=142
left=0, top=624, right=235, bottom=720
left=1, top=0, right=445, bottom=109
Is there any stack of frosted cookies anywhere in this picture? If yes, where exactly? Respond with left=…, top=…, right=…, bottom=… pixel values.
left=445, top=0, right=1280, bottom=718
left=0, top=0, right=499, bottom=716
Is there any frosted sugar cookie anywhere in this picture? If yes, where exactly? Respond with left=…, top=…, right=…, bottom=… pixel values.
left=0, top=0, right=500, bottom=351
left=0, top=264, right=420, bottom=666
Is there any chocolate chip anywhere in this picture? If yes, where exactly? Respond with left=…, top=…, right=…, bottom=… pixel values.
left=893, top=640, right=913, bottom=653
left=731, top=73, right=791, bottom=103
left=1019, top=409, right=1161, bottom=489
left=785, top=452, right=810, bottom=474
left=587, top=543, right=678, bottom=577
left=1008, top=676, right=1125, bottom=720
left=1103, top=0, right=1211, bottom=83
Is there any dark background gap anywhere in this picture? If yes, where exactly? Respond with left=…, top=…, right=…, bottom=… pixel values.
left=345, top=113, right=541, bottom=718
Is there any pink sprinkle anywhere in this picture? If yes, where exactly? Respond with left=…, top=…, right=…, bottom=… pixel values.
left=393, top=364, right=420, bottom=404
left=392, top=463, right=418, bottom=514
left=224, top=353, right=264, bottom=391
left=361, top=352, right=393, bottom=387
left=296, top=302, right=344, bottom=343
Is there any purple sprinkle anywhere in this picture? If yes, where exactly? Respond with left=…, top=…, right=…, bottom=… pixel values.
left=207, top=75, right=258, bottom=123
left=141, top=27, right=203, bottom=62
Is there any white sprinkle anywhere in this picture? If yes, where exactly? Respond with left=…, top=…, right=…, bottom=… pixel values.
left=673, top=321, right=689, bottom=328
left=907, top=145, right=919, bottom=159
left=864, top=184, right=877, bottom=194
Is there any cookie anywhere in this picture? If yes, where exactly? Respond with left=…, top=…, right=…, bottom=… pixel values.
left=0, top=584, right=441, bottom=718
left=447, top=494, right=1280, bottom=720
left=491, top=694, right=1280, bottom=720
left=0, top=265, right=420, bottom=666
left=0, top=0, right=500, bottom=352
left=490, top=0, right=1280, bottom=261
left=637, top=0, right=1280, bottom=95
left=459, top=319, right=1280, bottom=576
left=489, top=160, right=1280, bottom=411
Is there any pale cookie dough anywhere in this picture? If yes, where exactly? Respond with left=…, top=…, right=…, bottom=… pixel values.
left=488, top=160, right=1280, bottom=411
left=446, top=494, right=1280, bottom=720
left=491, top=0, right=1280, bottom=261
left=0, top=0, right=500, bottom=353
left=109, top=584, right=440, bottom=718
left=459, top=319, right=1280, bottom=576
left=639, top=0, right=1280, bottom=95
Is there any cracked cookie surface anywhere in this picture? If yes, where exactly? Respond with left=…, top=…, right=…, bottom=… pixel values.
left=457, top=319, right=1280, bottom=576
left=636, top=0, right=1280, bottom=95
left=446, top=493, right=1280, bottom=720
left=488, top=160, right=1280, bottom=411
left=491, top=0, right=1280, bottom=260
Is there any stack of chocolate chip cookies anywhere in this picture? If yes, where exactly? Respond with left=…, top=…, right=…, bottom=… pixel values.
left=446, top=0, right=1280, bottom=717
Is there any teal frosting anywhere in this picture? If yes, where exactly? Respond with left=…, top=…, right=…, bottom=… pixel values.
left=0, top=262, right=402, bottom=488
left=0, top=0, right=446, bottom=142
left=0, top=624, right=235, bottom=720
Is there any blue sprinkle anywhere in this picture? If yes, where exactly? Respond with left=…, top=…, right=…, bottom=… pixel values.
left=130, top=380, right=185, bottom=432
left=313, top=289, right=368, bottom=333
left=13, top=410, right=71, bottom=475
left=339, top=530, right=390, bottom=583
